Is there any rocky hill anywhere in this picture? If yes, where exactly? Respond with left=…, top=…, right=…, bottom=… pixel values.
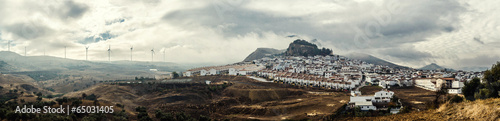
left=285, top=39, right=332, bottom=57
left=243, top=48, right=283, bottom=62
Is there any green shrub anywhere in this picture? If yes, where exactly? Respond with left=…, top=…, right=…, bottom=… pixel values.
left=449, top=95, right=464, bottom=103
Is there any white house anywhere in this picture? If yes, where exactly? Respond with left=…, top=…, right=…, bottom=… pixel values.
left=349, top=89, right=395, bottom=111
left=448, top=81, right=464, bottom=94
left=239, top=70, right=247, bottom=75
left=415, top=78, right=453, bottom=91
left=184, top=71, right=192, bottom=77
left=355, top=101, right=377, bottom=111
left=209, top=69, right=217, bottom=75
left=228, top=68, right=237, bottom=75
left=200, top=69, right=207, bottom=76
left=373, top=90, right=394, bottom=103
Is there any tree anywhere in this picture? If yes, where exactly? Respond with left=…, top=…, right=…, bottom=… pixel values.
left=72, top=100, right=82, bottom=107
left=462, top=78, right=480, bottom=100
left=482, top=61, right=500, bottom=98
left=56, top=98, right=64, bottom=105
left=474, top=88, right=492, bottom=99
left=136, top=107, right=151, bottom=121
left=435, top=83, right=448, bottom=105
left=36, top=92, right=42, bottom=97
left=85, top=94, right=97, bottom=100
left=172, top=72, right=179, bottom=79
left=483, top=62, right=500, bottom=83
left=81, top=93, right=87, bottom=100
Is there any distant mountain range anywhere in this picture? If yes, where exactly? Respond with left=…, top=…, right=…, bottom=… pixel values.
left=0, top=51, right=188, bottom=79
left=344, top=53, right=410, bottom=69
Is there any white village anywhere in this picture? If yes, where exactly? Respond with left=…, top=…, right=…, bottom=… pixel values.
left=184, top=53, right=483, bottom=114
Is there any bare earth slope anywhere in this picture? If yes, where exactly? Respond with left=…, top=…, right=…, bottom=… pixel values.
left=63, top=76, right=350, bottom=120
left=346, top=98, right=500, bottom=121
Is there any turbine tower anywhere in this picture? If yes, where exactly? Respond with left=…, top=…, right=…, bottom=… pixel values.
left=151, top=48, right=155, bottom=62
left=130, top=46, right=133, bottom=61
left=163, top=49, right=166, bottom=62
left=107, top=45, right=111, bottom=62
left=85, top=46, right=89, bottom=61
left=7, top=40, right=11, bottom=51
left=64, top=46, right=67, bottom=59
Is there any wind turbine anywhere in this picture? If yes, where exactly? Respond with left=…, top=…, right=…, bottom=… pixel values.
left=163, top=49, right=166, bottom=62
left=151, top=48, right=155, bottom=62
left=107, top=45, right=111, bottom=62
left=64, top=46, right=67, bottom=59
left=130, top=46, right=133, bottom=61
left=85, top=46, right=89, bottom=61
left=7, top=40, right=11, bottom=51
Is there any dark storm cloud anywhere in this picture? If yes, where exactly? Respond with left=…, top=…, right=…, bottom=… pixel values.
left=162, top=6, right=326, bottom=42
left=161, top=0, right=466, bottom=52
left=347, top=0, right=465, bottom=49
left=61, top=1, right=89, bottom=19
left=4, top=22, right=54, bottom=40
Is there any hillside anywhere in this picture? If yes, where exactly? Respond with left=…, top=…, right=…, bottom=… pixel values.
left=0, top=51, right=187, bottom=79
left=344, top=98, right=500, bottom=121
left=0, top=51, right=186, bottom=72
left=420, top=63, right=455, bottom=71
left=63, top=76, right=350, bottom=120
left=243, top=48, right=284, bottom=62
left=0, top=74, right=55, bottom=102
left=0, top=60, right=16, bottom=72
left=345, top=53, right=409, bottom=69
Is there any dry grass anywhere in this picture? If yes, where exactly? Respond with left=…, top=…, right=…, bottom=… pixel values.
left=344, top=98, right=500, bottom=121
left=359, top=85, right=383, bottom=95
left=389, top=86, right=436, bottom=110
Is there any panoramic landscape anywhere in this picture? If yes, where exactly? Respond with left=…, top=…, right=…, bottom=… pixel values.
left=1, top=0, right=500, bottom=121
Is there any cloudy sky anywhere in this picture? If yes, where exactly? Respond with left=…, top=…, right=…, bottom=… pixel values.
left=0, top=0, right=499, bottom=70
